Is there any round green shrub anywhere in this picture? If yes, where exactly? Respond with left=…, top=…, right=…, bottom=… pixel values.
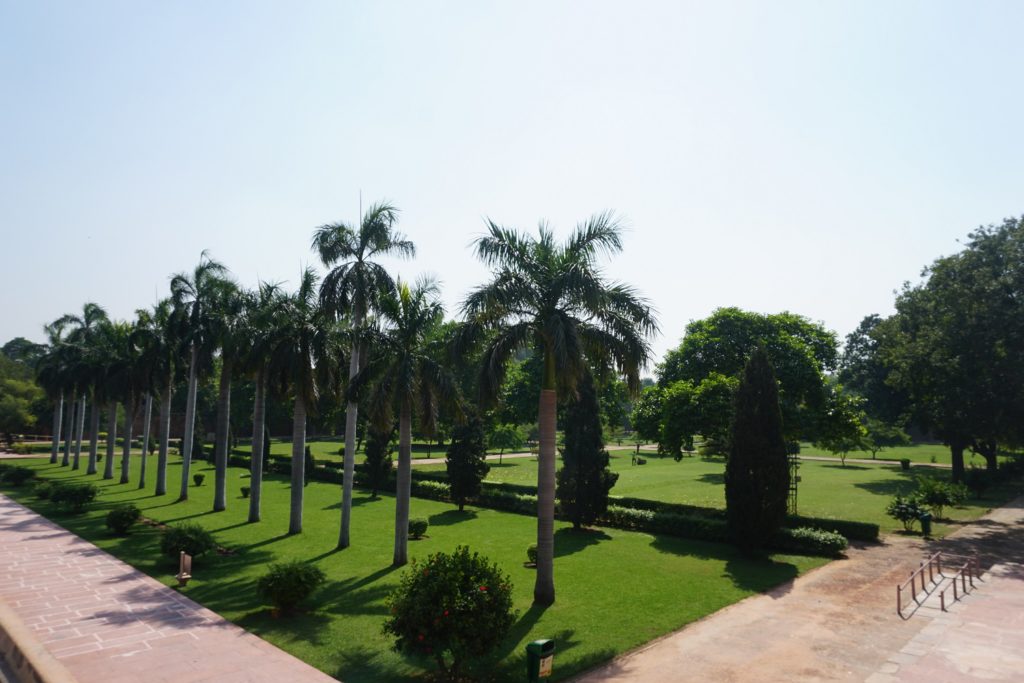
left=106, top=504, right=141, bottom=535
left=383, top=546, right=516, bottom=680
left=256, top=561, right=327, bottom=614
left=50, top=482, right=98, bottom=513
left=408, top=518, right=429, bottom=539
left=193, top=473, right=205, bottom=487
left=240, top=486, right=251, bottom=498
left=526, top=544, right=538, bottom=565
left=160, top=522, right=216, bottom=559
left=1, top=466, right=37, bottom=486
left=33, top=480, right=54, bottom=499
left=886, top=494, right=926, bottom=531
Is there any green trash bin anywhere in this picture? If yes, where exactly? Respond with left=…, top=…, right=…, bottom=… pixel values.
left=526, top=639, right=555, bottom=681
left=919, top=511, right=932, bottom=536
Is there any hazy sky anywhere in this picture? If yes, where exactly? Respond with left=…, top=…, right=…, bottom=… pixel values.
left=2, top=1, right=1022, bottom=370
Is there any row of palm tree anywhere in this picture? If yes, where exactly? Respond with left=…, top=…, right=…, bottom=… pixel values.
left=33, top=205, right=656, bottom=607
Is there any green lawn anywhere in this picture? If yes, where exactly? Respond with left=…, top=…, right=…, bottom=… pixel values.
left=0, top=457, right=825, bottom=682
left=231, top=438, right=516, bottom=465
left=420, top=449, right=1024, bottom=537
left=795, top=441, right=1007, bottom=466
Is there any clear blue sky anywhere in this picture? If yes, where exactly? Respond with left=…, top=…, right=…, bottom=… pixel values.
left=2, top=1, right=1022, bottom=368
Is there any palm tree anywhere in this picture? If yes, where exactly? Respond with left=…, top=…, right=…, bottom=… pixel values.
left=98, top=320, right=141, bottom=485
left=60, top=303, right=109, bottom=471
left=239, top=282, right=285, bottom=523
left=459, top=214, right=657, bottom=605
left=36, top=322, right=67, bottom=465
left=268, top=268, right=338, bottom=535
left=149, top=299, right=183, bottom=496
left=312, top=201, right=415, bottom=549
left=170, top=253, right=231, bottom=501
left=210, top=283, right=244, bottom=512
left=354, top=279, right=459, bottom=567
left=133, top=305, right=172, bottom=490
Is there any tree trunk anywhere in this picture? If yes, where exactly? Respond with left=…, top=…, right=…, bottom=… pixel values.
left=120, top=393, right=135, bottom=484
left=156, top=378, right=172, bottom=496
left=289, top=393, right=306, bottom=535
left=950, top=440, right=966, bottom=483
left=138, top=394, right=153, bottom=489
left=49, top=394, right=63, bottom=464
left=61, top=399, right=74, bottom=466
left=213, top=359, right=232, bottom=512
left=534, top=352, right=557, bottom=606
left=86, top=397, right=100, bottom=475
left=103, top=402, right=117, bottom=479
left=178, top=344, right=200, bottom=501
left=72, top=394, right=86, bottom=470
left=975, top=440, right=999, bottom=473
left=249, top=369, right=266, bottom=523
left=393, top=401, right=413, bottom=567
left=339, top=322, right=362, bottom=549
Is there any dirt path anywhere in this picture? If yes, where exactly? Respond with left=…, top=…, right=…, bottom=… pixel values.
left=573, top=495, right=1024, bottom=683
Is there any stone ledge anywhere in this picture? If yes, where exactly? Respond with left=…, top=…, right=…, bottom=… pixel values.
left=0, top=598, right=77, bottom=683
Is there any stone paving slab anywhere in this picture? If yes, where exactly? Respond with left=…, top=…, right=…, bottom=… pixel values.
left=0, top=494, right=339, bottom=683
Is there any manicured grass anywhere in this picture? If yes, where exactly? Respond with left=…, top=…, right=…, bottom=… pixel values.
left=420, top=450, right=1024, bottom=537
left=0, top=457, right=825, bottom=682
left=796, top=441, right=1005, bottom=466
left=231, top=438, right=516, bottom=465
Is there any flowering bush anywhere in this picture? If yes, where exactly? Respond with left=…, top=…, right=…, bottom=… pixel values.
left=383, top=546, right=516, bottom=681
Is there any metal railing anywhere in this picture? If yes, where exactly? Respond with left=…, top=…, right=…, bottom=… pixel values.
left=897, top=551, right=980, bottom=619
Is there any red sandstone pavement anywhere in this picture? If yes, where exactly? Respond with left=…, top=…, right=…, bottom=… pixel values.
left=0, top=494, right=338, bottom=683
left=574, top=495, right=1024, bottom=683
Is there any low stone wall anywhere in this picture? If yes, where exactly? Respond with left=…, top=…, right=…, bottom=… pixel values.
left=0, top=599, right=76, bottom=683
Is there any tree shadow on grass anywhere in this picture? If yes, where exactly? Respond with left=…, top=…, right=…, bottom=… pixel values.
left=322, top=494, right=384, bottom=511
left=818, top=463, right=872, bottom=471
left=853, top=477, right=919, bottom=497
left=428, top=509, right=478, bottom=527
left=553, top=527, right=611, bottom=558
left=697, top=472, right=725, bottom=485
left=649, top=534, right=801, bottom=595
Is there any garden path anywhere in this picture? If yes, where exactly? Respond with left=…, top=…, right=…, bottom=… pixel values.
left=0, top=493, right=339, bottom=683
left=573, top=495, right=1024, bottom=683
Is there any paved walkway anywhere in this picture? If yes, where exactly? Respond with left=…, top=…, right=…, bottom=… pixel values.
left=0, top=494, right=338, bottom=683
left=574, top=495, right=1024, bottom=683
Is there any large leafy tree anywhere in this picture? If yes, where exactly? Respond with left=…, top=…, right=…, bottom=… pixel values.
left=880, top=217, right=1024, bottom=480
left=355, top=279, right=459, bottom=566
left=170, top=253, right=231, bottom=501
left=459, top=214, right=656, bottom=606
left=838, top=314, right=909, bottom=424
left=725, top=348, right=789, bottom=552
left=268, top=268, right=339, bottom=535
left=659, top=307, right=839, bottom=443
left=313, top=201, right=415, bottom=550
left=556, top=371, right=618, bottom=529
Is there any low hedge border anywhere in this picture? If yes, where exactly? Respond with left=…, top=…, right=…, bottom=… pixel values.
left=223, top=455, right=873, bottom=552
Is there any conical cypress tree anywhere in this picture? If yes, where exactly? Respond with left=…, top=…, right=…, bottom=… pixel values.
left=556, top=372, right=619, bottom=530
left=446, top=412, right=489, bottom=511
left=363, top=427, right=394, bottom=498
left=725, top=347, right=789, bottom=552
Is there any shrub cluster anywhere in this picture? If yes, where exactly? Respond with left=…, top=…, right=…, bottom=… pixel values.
left=160, top=523, right=217, bottom=560
left=383, top=546, right=516, bottom=681
left=257, top=561, right=326, bottom=614
left=106, top=504, right=142, bottom=534
left=915, top=478, right=968, bottom=519
left=408, top=518, right=429, bottom=539
left=50, top=482, right=98, bottom=512
left=193, top=473, right=205, bottom=486
left=0, top=466, right=37, bottom=486
left=886, top=494, right=928, bottom=531
left=33, top=480, right=54, bottom=499
left=771, top=527, right=848, bottom=556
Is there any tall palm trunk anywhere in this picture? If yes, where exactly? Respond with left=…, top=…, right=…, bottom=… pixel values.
left=393, top=401, right=413, bottom=567
left=534, top=354, right=557, bottom=606
left=156, top=382, right=172, bottom=496
left=72, top=394, right=86, bottom=470
left=49, top=394, right=63, bottom=464
left=249, top=370, right=266, bottom=523
left=213, top=359, right=232, bottom=512
left=86, top=397, right=100, bottom=475
left=288, top=393, right=307, bottom=534
left=61, top=399, right=74, bottom=466
left=121, top=393, right=135, bottom=484
left=103, top=402, right=117, bottom=479
left=138, top=394, right=153, bottom=489
left=179, top=344, right=200, bottom=501
left=339, top=317, right=362, bottom=549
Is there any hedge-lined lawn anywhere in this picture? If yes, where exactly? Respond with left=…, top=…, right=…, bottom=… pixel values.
left=0, top=458, right=825, bottom=683
left=795, top=441, right=1009, bottom=466
left=230, top=438, right=512, bottom=465
left=420, top=452, right=1024, bottom=537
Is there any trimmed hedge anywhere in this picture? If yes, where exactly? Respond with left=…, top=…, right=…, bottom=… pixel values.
left=772, top=527, right=848, bottom=557
left=222, top=453, right=872, bottom=553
